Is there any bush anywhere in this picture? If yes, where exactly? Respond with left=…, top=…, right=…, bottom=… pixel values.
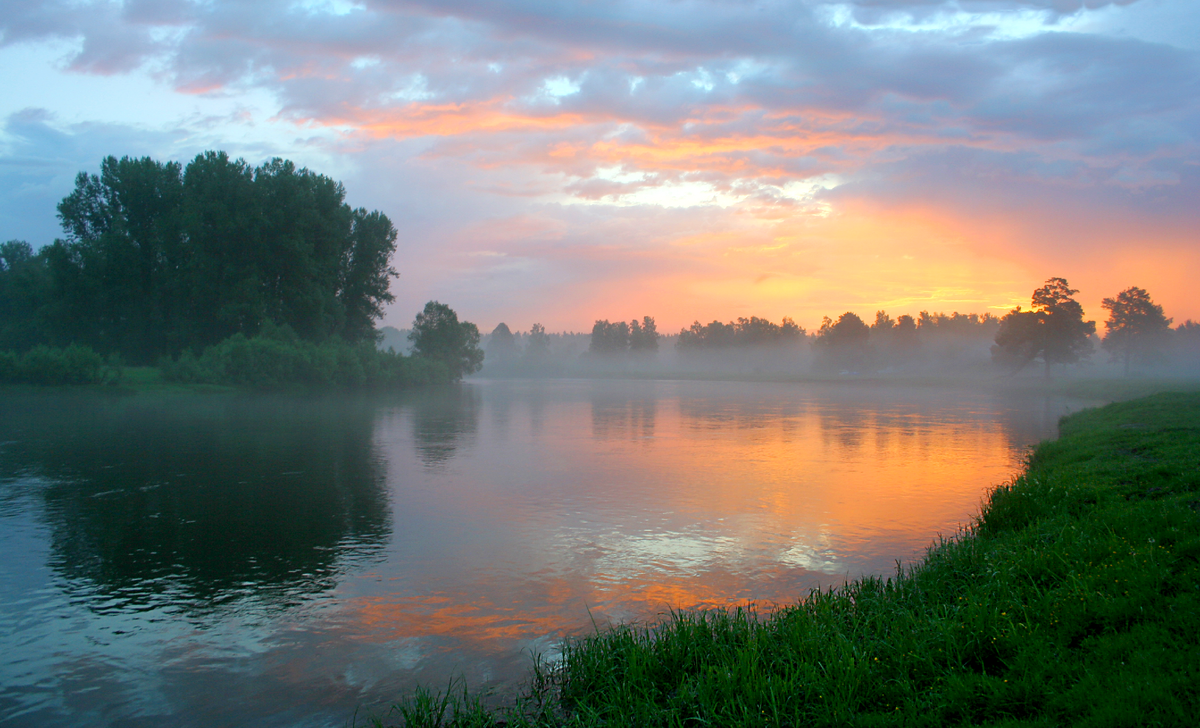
left=0, top=343, right=109, bottom=385
left=158, top=331, right=452, bottom=390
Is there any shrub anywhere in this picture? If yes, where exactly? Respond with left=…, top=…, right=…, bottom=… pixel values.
left=0, top=343, right=107, bottom=385
left=158, top=333, right=453, bottom=390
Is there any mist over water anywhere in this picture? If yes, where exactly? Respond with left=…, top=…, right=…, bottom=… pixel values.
left=0, top=381, right=1098, bottom=726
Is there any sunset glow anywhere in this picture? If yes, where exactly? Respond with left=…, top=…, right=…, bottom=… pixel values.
left=2, top=0, right=1197, bottom=331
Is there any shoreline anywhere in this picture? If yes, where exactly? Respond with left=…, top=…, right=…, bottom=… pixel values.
left=4, top=363, right=1197, bottom=404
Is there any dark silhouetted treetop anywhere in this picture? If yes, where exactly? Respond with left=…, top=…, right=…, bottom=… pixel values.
left=408, top=301, right=484, bottom=380
left=865, top=311, right=920, bottom=360
left=589, top=316, right=661, bottom=355
left=1101, top=286, right=1172, bottom=376
left=916, top=311, right=1002, bottom=333
left=486, top=322, right=520, bottom=363
left=590, top=320, right=631, bottom=354
left=40, top=152, right=398, bottom=362
left=812, top=312, right=872, bottom=373
left=524, top=323, right=551, bottom=363
left=629, top=316, right=660, bottom=353
left=814, top=312, right=870, bottom=348
left=992, top=277, right=1095, bottom=378
left=1173, top=321, right=1200, bottom=363
left=676, top=316, right=804, bottom=350
left=871, top=311, right=894, bottom=332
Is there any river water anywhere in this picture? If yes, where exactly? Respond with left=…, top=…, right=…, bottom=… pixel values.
left=0, top=379, right=1095, bottom=726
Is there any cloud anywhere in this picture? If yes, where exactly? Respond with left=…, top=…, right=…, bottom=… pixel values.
left=3, top=0, right=1198, bottom=329
left=0, top=108, right=187, bottom=244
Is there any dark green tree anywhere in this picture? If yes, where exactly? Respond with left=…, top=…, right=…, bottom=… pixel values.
left=341, top=209, right=399, bottom=343
left=408, top=301, right=484, bottom=379
left=41, top=151, right=399, bottom=362
left=1101, top=286, right=1172, bottom=376
left=0, top=240, right=53, bottom=350
left=992, top=277, right=1095, bottom=378
left=51, top=155, right=187, bottom=358
left=178, top=151, right=261, bottom=347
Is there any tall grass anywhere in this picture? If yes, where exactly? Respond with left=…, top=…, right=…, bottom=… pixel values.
left=378, top=392, right=1200, bottom=727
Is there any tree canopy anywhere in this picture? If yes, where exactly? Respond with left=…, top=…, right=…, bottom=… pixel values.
left=676, top=316, right=804, bottom=350
left=408, top=301, right=484, bottom=379
left=992, top=277, right=1096, bottom=377
left=0, top=240, right=51, bottom=352
left=6, top=152, right=399, bottom=362
left=1101, top=286, right=1172, bottom=376
left=589, top=316, right=660, bottom=355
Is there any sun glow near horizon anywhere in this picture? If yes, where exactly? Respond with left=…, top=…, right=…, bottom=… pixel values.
left=1, top=0, right=1197, bottom=334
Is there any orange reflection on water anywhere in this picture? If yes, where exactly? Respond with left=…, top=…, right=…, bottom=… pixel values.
left=336, top=381, right=1083, bottom=690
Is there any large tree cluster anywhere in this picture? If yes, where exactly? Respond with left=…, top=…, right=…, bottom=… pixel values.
left=2, top=152, right=399, bottom=362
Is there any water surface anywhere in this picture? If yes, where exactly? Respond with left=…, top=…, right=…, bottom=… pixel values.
left=0, top=380, right=1094, bottom=726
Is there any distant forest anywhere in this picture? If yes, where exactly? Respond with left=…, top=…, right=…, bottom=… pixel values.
left=481, top=280, right=1197, bottom=379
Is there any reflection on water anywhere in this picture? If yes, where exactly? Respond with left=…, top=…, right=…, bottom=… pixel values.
left=591, top=387, right=657, bottom=442
left=409, top=386, right=481, bottom=467
left=0, top=381, right=1097, bottom=727
left=3, top=393, right=390, bottom=608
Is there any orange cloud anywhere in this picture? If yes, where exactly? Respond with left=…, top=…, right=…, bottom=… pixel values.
left=329, top=100, right=596, bottom=139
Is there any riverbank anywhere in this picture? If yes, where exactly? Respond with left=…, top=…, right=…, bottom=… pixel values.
left=378, top=391, right=1200, bottom=727
left=1, top=336, right=455, bottom=392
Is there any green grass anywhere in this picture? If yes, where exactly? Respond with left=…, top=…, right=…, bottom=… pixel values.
left=377, top=392, right=1200, bottom=727
left=1053, top=377, right=1200, bottom=403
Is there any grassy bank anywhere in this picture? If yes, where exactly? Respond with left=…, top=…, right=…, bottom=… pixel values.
left=381, top=392, right=1200, bottom=727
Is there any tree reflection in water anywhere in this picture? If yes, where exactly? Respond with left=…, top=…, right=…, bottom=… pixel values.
left=591, top=383, right=657, bottom=443
left=0, top=391, right=390, bottom=614
left=409, top=385, right=481, bottom=467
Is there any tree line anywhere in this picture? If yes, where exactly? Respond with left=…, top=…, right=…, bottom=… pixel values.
left=0, top=153, right=483, bottom=387
left=590, top=317, right=661, bottom=354
left=476, top=279, right=1191, bottom=379
left=799, top=278, right=1181, bottom=377
left=677, top=316, right=805, bottom=350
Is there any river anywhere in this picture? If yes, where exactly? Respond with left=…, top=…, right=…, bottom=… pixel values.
left=0, top=379, right=1095, bottom=726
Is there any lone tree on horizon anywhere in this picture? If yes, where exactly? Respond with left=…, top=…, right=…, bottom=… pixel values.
left=408, top=301, right=484, bottom=380
left=1101, top=286, right=1172, bottom=377
left=992, top=277, right=1095, bottom=378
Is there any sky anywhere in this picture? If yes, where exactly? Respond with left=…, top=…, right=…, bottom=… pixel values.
left=1, top=0, right=1197, bottom=334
